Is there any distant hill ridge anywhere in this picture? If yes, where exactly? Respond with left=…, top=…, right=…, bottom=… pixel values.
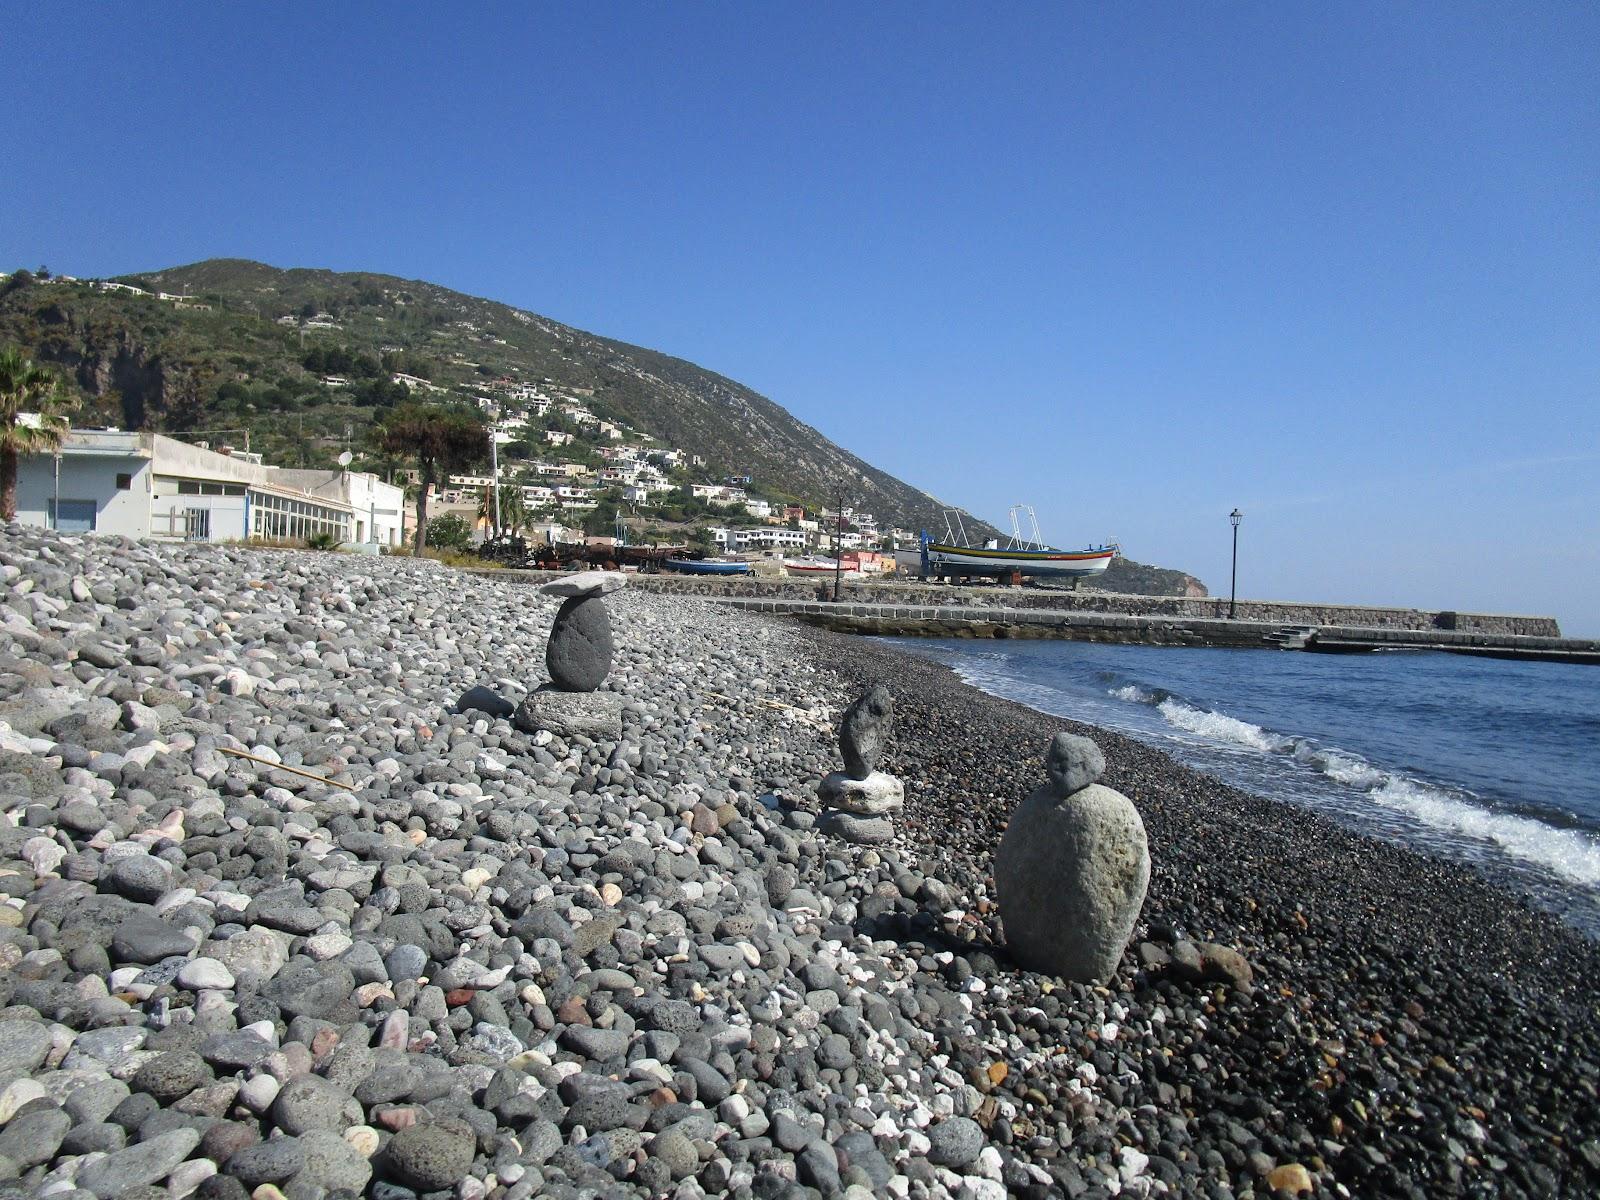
left=0, top=258, right=1206, bottom=596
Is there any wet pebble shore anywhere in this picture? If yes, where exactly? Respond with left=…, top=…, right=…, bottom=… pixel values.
left=0, top=528, right=1594, bottom=1200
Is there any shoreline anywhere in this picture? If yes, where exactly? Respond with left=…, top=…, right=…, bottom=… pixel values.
left=781, top=618, right=1600, bottom=1192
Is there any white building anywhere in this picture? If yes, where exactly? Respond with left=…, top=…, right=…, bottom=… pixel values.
left=272, top=468, right=407, bottom=547
left=13, top=429, right=151, bottom=536
left=734, top=527, right=805, bottom=551
left=13, top=428, right=404, bottom=547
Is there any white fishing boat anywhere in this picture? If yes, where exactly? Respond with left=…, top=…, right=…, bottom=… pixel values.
left=904, top=506, right=1119, bottom=580
left=782, top=555, right=864, bottom=579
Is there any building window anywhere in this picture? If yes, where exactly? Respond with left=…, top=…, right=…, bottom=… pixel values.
left=176, top=479, right=246, bottom=496
left=49, top=500, right=97, bottom=532
left=115, top=473, right=132, bottom=490
left=247, top=490, right=350, bottom=543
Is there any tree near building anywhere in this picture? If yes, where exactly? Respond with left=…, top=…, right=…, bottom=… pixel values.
left=425, top=512, right=474, bottom=551
left=377, top=405, right=489, bottom=552
left=477, top=483, right=528, bottom=536
left=0, top=348, right=75, bottom=521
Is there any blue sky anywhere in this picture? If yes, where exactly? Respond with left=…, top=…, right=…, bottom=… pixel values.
left=4, top=5, right=1597, bottom=631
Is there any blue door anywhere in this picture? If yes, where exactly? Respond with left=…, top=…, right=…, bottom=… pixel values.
left=50, top=500, right=97, bottom=531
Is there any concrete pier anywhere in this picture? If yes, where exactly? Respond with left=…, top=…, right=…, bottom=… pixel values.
left=474, top=569, right=1597, bottom=664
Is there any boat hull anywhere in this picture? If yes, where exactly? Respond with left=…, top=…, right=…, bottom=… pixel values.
left=921, top=541, right=1116, bottom=578
left=783, top=558, right=863, bottom=578
left=664, top=558, right=752, bottom=576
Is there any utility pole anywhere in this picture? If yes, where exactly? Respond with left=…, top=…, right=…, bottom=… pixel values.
left=489, top=433, right=502, bottom=533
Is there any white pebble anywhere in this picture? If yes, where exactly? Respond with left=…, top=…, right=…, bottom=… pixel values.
left=0, top=1078, right=49, bottom=1124
left=238, top=1073, right=280, bottom=1113
left=177, top=957, right=236, bottom=991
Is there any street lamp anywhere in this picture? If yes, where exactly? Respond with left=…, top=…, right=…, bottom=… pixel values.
left=832, top=483, right=846, bottom=602
left=1229, top=509, right=1242, bottom=619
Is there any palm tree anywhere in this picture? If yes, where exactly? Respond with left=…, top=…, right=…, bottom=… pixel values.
left=377, top=405, right=489, bottom=552
left=477, top=482, right=529, bottom=537
left=0, top=349, right=74, bottom=522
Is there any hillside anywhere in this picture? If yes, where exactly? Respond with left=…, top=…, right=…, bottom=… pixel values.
left=0, top=259, right=1203, bottom=590
left=0, top=260, right=994, bottom=537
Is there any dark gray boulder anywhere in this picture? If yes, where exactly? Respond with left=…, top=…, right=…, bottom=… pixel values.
left=839, top=684, right=893, bottom=780
left=546, top=595, right=613, bottom=692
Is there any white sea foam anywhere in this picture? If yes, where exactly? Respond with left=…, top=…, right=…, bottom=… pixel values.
left=1155, top=697, right=1292, bottom=753
left=1363, top=776, right=1600, bottom=887
left=1140, top=693, right=1600, bottom=889
left=957, top=648, right=1600, bottom=897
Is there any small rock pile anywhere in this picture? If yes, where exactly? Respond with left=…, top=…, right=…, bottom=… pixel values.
left=514, top=571, right=626, bottom=741
left=994, top=732, right=1150, bottom=982
left=817, top=685, right=902, bottom=847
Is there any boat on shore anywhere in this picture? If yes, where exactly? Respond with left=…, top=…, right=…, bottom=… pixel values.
left=782, top=556, right=864, bottom=579
left=904, top=507, right=1118, bottom=580
left=664, top=557, right=753, bottom=576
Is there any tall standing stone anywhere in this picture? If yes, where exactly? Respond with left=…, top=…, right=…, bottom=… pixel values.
left=539, top=570, right=625, bottom=694
left=839, top=684, right=893, bottom=780
left=819, top=683, right=903, bottom=845
left=995, top=733, right=1149, bottom=983
left=546, top=596, right=613, bottom=692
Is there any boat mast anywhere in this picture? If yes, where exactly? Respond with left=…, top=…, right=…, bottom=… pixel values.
left=1007, top=504, right=1045, bottom=550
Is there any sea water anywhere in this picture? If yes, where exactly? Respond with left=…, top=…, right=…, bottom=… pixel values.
left=889, top=638, right=1600, bottom=936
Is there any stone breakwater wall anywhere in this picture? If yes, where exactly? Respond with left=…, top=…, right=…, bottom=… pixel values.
left=703, top=599, right=1600, bottom=659
left=482, top=570, right=1562, bottom=638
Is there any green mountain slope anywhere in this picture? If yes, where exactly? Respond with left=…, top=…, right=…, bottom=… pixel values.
left=0, top=259, right=997, bottom=537
left=0, top=259, right=1204, bottom=591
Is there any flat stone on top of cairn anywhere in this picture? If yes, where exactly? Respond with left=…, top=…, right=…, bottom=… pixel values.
left=995, top=732, right=1149, bottom=983
left=542, top=571, right=625, bottom=693
left=539, top=569, right=627, bottom=600
left=819, top=683, right=903, bottom=843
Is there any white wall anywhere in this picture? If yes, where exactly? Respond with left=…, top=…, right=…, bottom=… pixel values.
left=149, top=488, right=249, bottom=541
left=14, top=452, right=151, bottom=537
left=342, top=474, right=406, bottom=546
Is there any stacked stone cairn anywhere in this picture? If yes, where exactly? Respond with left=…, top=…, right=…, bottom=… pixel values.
left=995, top=731, right=1151, bottom=982
left=816, top=683, right=903, bottom=845
left=513, top=570, right=627, bottom=740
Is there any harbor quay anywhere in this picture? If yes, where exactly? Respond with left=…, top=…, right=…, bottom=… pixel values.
left=481, top=570, right=1590, bottom=662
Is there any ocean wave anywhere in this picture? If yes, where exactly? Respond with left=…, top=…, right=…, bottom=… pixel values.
left=1362, top=775, right=1600, bottom=887
left=1141, top=695, right=1600, bottom=889
left=1154, top=696, right=1293, bottom=754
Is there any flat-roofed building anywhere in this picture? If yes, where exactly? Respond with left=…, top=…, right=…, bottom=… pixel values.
left=12, top=427, right=401, bottom=546
left=12, top=428, right=152, bottom=536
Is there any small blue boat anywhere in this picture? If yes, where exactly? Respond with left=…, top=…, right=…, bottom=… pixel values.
left=664, top=557, right=752, bottom=576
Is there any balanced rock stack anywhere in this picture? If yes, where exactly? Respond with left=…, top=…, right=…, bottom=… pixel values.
left=817, top=683, right=903, bottom=845
left=513, top=569, right=627, bottom=739
left=995, top=731, right=1150, bottom=982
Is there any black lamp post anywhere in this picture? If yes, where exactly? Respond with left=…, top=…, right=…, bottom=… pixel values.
left=1229, top=508, right=1242, bottom=619
left=832, top=484, right=845, bottom=602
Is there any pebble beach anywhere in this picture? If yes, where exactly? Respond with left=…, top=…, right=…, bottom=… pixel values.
left=0, top=529, right=1596, bottom=1200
